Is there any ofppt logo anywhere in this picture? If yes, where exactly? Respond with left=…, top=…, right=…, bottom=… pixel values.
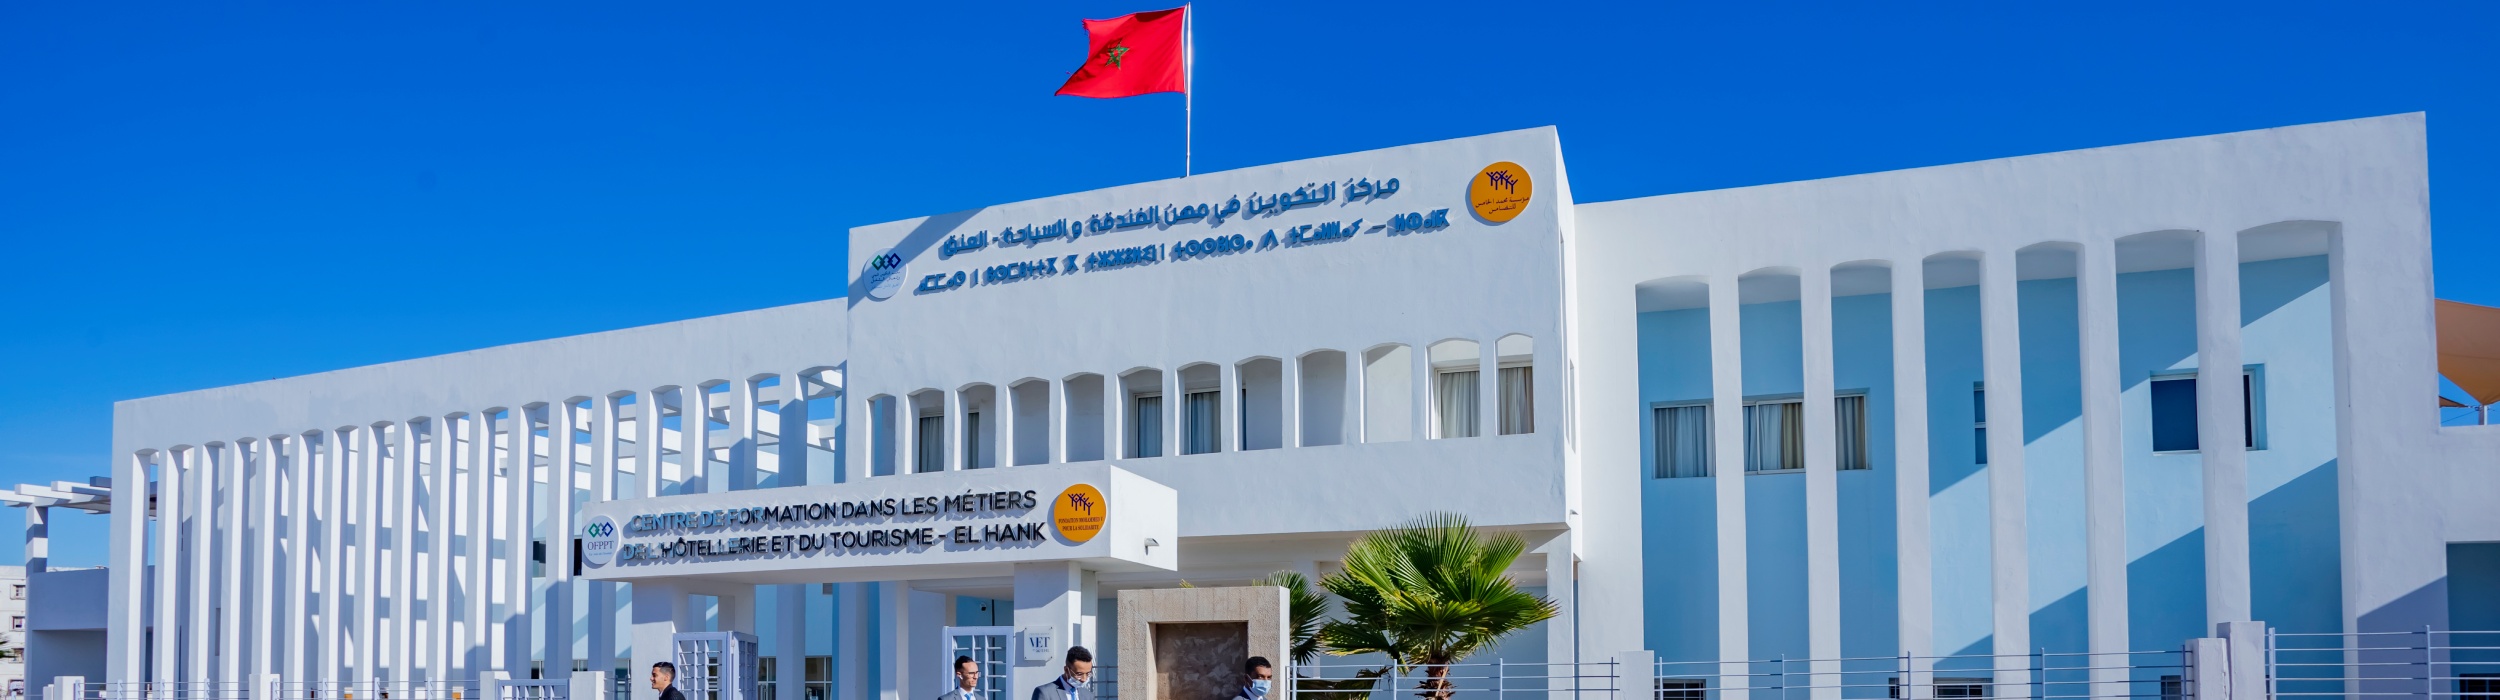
left=860, top=247, right=906, bottom=301
left=581, top=515, right=621, bottom=567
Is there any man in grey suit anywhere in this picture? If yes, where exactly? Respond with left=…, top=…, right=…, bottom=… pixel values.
left=1028, top=647, right=1094, bottom=700
left=939, top=656, right=982, bottom=700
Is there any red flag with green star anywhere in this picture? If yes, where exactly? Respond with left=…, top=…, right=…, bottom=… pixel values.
left=1054, top=6, right=1188, bottom=98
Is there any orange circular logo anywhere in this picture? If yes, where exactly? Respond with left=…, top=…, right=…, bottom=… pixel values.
left=1052, top=484, right=1107, bottom=544
left=1468, top=161, right=1534, bottom=223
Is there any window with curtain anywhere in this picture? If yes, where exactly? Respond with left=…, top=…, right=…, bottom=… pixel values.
left=1499, top=366, right=1534, bottom=435
left=915, top=414, right=943, bottom=473
left=964, top=411, right=983, bottom=469
left=1744, top=400, right=1804, bottom=472
left=1653, top=404, right=1711, bottom=478
left=1836, top=394, right=1868, bottom=470
left=1437, top=370, right=1480, bottom=438
left=1183, top=390, right=1220, bottom=455
left=1132, top=394, right=1163, bottom=458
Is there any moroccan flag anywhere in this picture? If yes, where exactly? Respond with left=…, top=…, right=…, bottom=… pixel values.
left=1054, top=6, right=1188, bottom=98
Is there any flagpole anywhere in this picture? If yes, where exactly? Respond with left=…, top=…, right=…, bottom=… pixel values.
left=1183, top=2, right=1193, bottom=177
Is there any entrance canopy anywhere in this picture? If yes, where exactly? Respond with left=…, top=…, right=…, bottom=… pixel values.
left=580, top=463, right=1177, bottom=587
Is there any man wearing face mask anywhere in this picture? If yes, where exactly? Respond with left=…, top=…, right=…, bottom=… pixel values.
left=1029, top=646, right=1093, bottom=700
left=1230, top=657, right=1275, bottom=700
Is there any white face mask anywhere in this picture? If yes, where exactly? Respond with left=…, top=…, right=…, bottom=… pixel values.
left=1249, top=680, right=1272, bottom=699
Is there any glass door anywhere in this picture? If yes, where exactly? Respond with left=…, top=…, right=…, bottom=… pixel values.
left=938, top=626, right=1015, bottom=700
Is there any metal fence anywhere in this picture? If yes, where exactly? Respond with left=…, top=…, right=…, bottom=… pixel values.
left=1288, top=660, right=1622, bottom=700
left=2268, top=629, right=2500, bottom=700
left=1653, top=650, right=2193, bottom=700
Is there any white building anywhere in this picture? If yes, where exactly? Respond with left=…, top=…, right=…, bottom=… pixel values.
left=88, top=114, right=2500, bottom=700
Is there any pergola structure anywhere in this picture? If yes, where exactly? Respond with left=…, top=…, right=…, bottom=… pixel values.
left=0, top=477, right=115, bottom=574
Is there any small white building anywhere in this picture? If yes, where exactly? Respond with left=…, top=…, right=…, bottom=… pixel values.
left=85, top=114, right=2500, bottom=700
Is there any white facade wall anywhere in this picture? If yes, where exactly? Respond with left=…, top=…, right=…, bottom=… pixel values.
left=92, top=114, right=2490, bottom=698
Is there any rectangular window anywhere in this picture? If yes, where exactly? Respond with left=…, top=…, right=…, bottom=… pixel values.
left=1656, top=679, right=1706, bottom=700
left=1499, top=365, right=1534, bottom=435
left=8, top=585, right=19, bottom=600
left=1653, top=404, right=1712, bottom=479
left=2150, top=371, right=2258, bottom=452
left=915, top=414, right=944, bottom=473
left=2161, top=675, right=2183, bottom=700
left=963, top=411, right=983, bottom=469
left=1132, top=394, right=1163, bottom=458
left=757, top=656, right=778, bottom=700
left=1183, top=390, right=1221, bottom=455
left=1745, top=399, right=1804, bottom=472
left=8, top=616, right=19, bottom=631
left=2459, top=673, right=2498, bottom=700
left=1974, top=385, right=1988, bottom=465
left=1836, top=394, right=1870, bottom=470
left=1436, top=370, right=1480, bottom=438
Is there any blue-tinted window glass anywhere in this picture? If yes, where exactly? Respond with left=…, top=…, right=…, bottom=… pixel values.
left=2151, top=377, right=2200, bottom=452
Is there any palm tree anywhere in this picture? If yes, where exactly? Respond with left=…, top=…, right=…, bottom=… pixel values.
left=1315, top=513, right=1558, bottom=700
left=1250, top=570, right=1331, bottom=665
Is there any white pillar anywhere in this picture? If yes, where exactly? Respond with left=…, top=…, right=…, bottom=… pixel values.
left=505, top=409, right=535, bottom=675
left=730, top=381, right=758, bottom=490
left=2076, top=241, right=2131, bottom=696
left=430, top=419, right=457, bottom=683
left=397, top=423, right=422, bottom=684
left=836, top=585, right=870, bottom=700
left=549, top=404, right=577, bottom=677
left=774, top=586, right=805, bottom=700
left=685, top=388, right=713, bottom=493
left=324, top=431, right=350, bottom=684
left=361, top=426, right=386, bottom=687
left=1893, top=263, right=1935, bottom=700
left=1102, top=378, right=1120, bottom=462
left=1163, top=367, right=1182, bottom=455
left=469, top=414, right=496, bottom=679
left=22, top=505, right=43, bottom=576
left=946, top=388, right=966, bottom=471
left=1479, top=340, right=1501, bottom=439
left=2195, top=231, right=2252, bottom=627
left=628, top=583, right=691, bottom=700
left=1280, top=354, right=1303, bottom=448
left=1706, top=273, right=1750, bottom=697
left=875, top=582, right=914, bottom=700
left=1048, top=378, right=1069, bottom=464
left=1408, top=341, right=1430, bottom=442
left=1012, top=563, right=1086, bottom=700
left=1979, top=252, right=2031, bottom=697
left=644, top=390, right=669, bottom=497
left=222, top=441, right=247, bottom=684
left=253, top=438, right=281, bottom=678
left=589, top=398, right=620, bottom=681
left=1345, top=351, right=1364, bottom=444
left=110, top=451, right=149, bottom=684
left=1218, top=361, right=1240, bottom=451
left=187, top=445, right=214, bottom=685
left=1800, top=268, right=1842, bottom=699
left=153, top=449, right=184, bottom=688
left=287, top=436, right=314, bottom=686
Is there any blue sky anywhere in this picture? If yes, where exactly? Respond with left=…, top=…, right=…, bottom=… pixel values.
left=2, top=1, right=2493, bottom=565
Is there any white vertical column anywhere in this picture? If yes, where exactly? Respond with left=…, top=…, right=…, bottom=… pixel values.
left=774, top=585, right=805, bottom=700
left=1409, top=341, right=1430, bottom=441
left=1345, top=352, right=1364, bottom=444
left=1218, top=362, right=1240, bottom=451
left=154, top=449, right=185, bottom=689
left=874, top=582, right=913, bottom=700
left=505, top=408, right=535, bottom=675
left=2195, top=231, right=2252, bottom=627
left=645, top=390, right=669, bottom=496
left=945, top=388, right=965, bottom=471
left=431, top=419, right=458, bottom=682
left=999, top=382, right=1019, bottom=467
left=468, top=414, right=495, bottom=678
left=684, top=387, right=713, bottom=492
left=254, top=438, right=282, bottom=678
left=1892, top=263, right=1935, bottom=700
left=109, top=450, right=149, bottom=685
left=1101, top=379, right=1120, bottom=461
left=323, top=431, right=348, bottom=684
left=1979, top=252, right=2031, bottom=696
left=397, top=423, right=422, bottom=684
left=287, top=436, right=314, bottom=685
left=360, top=426, right=386, bottom=687
left=1706, top=274, right=1751, bottom=696
left=628, top=583, right=691, bottom=700
left=548, top=403, right=577, bottom=677
left=187, top=445, right=214, bottom=685
left=21, top=506, right=41, bottom=576
left=835, top=584, right=869, bottom=700
left=1011, top=563, right=1086, bottom=697
left=1048, top=379, right=1069, bottom=464
left=2076, top=241, right=2130, bottom=696
left=730, top=382, right=758, bottom=490
left=1281, top=355, right=1303, bottom=448
left=221, top=441, right=247, bottom=684
left=588, top=398, right=619, bottom=680
left=1479, top=341, right=1501, bottom=439
left=1162, top=368, right=1181, bottom=455
left=1800, top=269, right=1842, bottom=699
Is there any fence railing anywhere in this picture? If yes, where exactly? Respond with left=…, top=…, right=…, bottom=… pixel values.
left=2268, top=629, right=2500, bottom=700
left=1288, top=660, right=1621, bottom=700
left=1652, top=649, right=2193, bottom=700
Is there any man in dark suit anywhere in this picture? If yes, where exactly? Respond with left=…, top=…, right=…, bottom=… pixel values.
left=1028, top=647, right=1094, bottom=700
left=652, top=661, right=688, bottom=700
